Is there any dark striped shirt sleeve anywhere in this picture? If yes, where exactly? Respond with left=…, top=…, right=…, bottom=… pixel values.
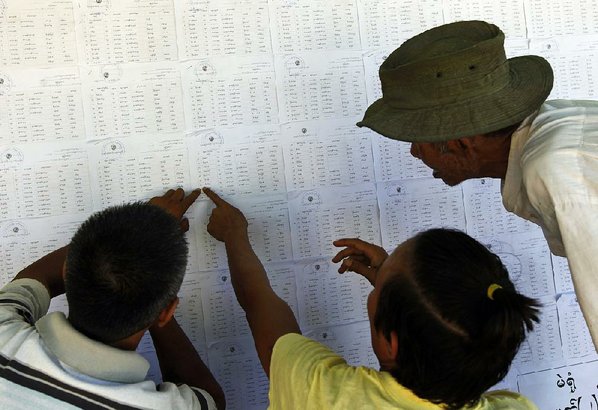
left=0, top=279, right=51, bottom=326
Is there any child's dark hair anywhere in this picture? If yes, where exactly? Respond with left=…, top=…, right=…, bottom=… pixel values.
left=374, top=228, right=540, bottom=409
left=65, top=203, right=188, bottom=343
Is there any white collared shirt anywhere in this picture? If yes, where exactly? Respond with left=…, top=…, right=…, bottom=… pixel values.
left=0, top=279, right=217, bottom=410
left=502, top=99, right=598, bottom=351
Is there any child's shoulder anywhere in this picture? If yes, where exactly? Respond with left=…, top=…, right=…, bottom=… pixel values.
left=471, top=390, right=539, bottom=410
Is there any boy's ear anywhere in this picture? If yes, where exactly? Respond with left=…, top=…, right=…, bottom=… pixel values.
left=156, top=297, right=179, bottom=327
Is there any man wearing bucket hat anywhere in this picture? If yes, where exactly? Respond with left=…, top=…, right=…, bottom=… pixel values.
left=358, top=20, right=598, bottom=350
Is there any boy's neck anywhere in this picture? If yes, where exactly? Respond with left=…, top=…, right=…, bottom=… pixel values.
left=109, top=329, right=146, bottom=351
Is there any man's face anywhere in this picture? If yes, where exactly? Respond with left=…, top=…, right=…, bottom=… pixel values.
left=409, top=139, right=478, bottom=186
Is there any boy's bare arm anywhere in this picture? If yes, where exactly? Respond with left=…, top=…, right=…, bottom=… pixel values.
left=204, top=188, right=300, bottom=377
left=149, top=188, right=225, bottom=408
left=13, top=246, right=69, bottom=298
left=150, top=318, right=225, bottom=409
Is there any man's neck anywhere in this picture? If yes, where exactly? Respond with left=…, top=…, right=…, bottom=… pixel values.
left=473, top=133, right=512, bottom=180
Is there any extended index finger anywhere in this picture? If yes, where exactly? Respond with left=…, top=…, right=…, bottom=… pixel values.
left=333, top=238, right=372, bottom=250
left=181, top=188, right=202, bottom=210
left=202, top=187, right=228, bottom=207
left=331, top=247, right=364, bottom=263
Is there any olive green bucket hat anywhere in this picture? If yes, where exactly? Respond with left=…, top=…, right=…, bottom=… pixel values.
left=357, top=20, right=553, bottom=142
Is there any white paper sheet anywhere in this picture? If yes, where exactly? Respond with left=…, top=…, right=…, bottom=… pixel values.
left=362, top=49, right=389, bottom=105
left=553, top=255, right=575, bottom=295
left=518, top=360, right=598, bottom=409
left=295, top=259, right=370, bottom=330
left=0, top=216, right=80, bottom=286
left=288, top=184, right=381, bottom=260
left=0, top=67, right=85, bottom=145
left=175, top=276, right=210, bottom=358
left=536, top=49, right=598, bottom=100
left=370, top=134, right=430, bottom=182
left=181, top=56, right=278, bottom=131
left=0, top=0, right=78, bottom=67
left=274, top=51, right=368, bottom=123
left=87, top=136, right=191, bottom=208
left=378, top=178, right=466, bottom=249
left=201, top=264, right=297, bottom=345
left=281, top=119, right=375, bottom=192
left=74, top=0, right=178, bottom=65
left=207, top=337, right=270, bottom=410
left=193, top=193, right=293, bottom=271
left=512, top=296, right=565, bottom=374
left=0, top=142, right=93, bottom=221
left=462, top=178, right=541, bottom=238
left=81, top=62, right=185, bottom=141
left=356, top=0, right=442, bottom=51
left=187, top=125, right=285, bottom=197
left=174, top=0, right=271, bottom=60
left=268, top=0, right=361, bottom=53
left=443, top=0, right=527, bottom=38
left=524, top=0, right=598, bottom=38
left=557, top=293, right=598, bottom=363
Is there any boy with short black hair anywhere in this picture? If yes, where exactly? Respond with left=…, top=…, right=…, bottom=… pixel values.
left=0, top=188, right=224, bottom=410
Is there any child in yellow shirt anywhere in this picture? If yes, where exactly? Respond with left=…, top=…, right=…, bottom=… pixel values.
left=204, top=187, right=539, bottom=409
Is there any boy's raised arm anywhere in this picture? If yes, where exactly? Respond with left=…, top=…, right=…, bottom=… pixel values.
left=13, top=246, right=69, bottom=298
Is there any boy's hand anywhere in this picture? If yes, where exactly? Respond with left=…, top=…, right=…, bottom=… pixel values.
left=149, top=188, right=201, bottom=232
left=203, top=187, right=248, bottom=243
left=332, top=238, right=388, bottom=286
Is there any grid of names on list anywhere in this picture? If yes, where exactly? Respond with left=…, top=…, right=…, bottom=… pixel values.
left=1, top=0, right=597, bottom=407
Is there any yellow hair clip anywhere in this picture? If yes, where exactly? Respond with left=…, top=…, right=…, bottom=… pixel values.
left=487, top=284, right=503, bottom=300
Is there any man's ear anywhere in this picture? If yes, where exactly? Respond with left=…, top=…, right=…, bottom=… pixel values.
left=156, top=297, right=179, bottom=327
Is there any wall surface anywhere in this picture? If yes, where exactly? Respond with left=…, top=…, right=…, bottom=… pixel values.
left=0, top=0, right=597, bottom=408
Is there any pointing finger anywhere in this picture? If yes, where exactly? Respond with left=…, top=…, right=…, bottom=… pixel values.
left=181, top=189, right=201, bottom=210
left=333, top=238, right=371, bottom=251
left=331, top=247, right=364, bottom=263
left=202, top=187, right=228, bottom=207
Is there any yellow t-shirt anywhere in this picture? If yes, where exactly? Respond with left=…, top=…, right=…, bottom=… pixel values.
left=269, top=333, right=538, bottom=410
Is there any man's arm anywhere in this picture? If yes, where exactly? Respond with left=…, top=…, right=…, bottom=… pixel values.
left=203, top=188, right=300, bottom=377
left=12, top=245, right=68, bottom=298
left=150, top=318, right=225, bottom=409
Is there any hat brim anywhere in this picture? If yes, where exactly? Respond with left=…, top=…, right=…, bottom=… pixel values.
left=357, top=55, right=553, bottom=142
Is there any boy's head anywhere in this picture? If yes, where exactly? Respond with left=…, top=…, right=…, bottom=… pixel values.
left=368, top=228, right=540, bottom=409
left=65, top=203, right=188, bottom=344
